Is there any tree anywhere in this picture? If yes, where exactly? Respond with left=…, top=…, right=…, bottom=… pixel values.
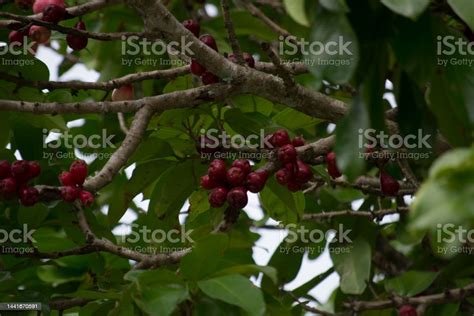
left=0, top=0, right=473, bottom=315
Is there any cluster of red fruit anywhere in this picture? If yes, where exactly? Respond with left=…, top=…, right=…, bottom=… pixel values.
left=269, top=130, right=313, bottom=191
left=201, top=159, right=269, bottom=209
left=9, top=0, right=88, bottom=51
left=0, top=160, right=41, bottom=207
left=59, top=160, right=94, bottom=207
left=182, top=20, right=255, bottom=85
left=399, top=305, right=417, bottom=316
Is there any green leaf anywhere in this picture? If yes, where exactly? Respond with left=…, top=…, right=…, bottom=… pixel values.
left=385, top=271, right=438, bottom=296
left=211, top=264, right=278, bottom=284
left=272, top=108, right=322, bottom=130
left=381, top=0, right=430, bottom=19
left=283, top=0, right=310, bottom=26
left=224, top=108, right=271, bottom=137
left=188, top=190, right=211, bottom=222
left=198, top=274, right=265, bottom=316
left=331, top=237, right=371, bottom=295
left=448, top=0, right=474, bottom=31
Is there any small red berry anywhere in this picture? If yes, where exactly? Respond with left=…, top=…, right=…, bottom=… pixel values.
left=0, top=160, right=11, bottom=179
left=33, top=0, right=65, bottom=13
left=42, top=3, right=66, bottom=23
left=294, top=160, right=312, bottom=183
left=0, top=178, right=18, bottom=198
left=11, top=160, right=31, bottom=182
left=275, top=168, right=292, bottom=186
left=183, top=19, right=200, bottom=37
left=278, top=144, right=297, bottom=164
left=380, top=170, right=400, bottom=196
left=246, top=170, right=268, bottom=193
left=292, top=136, right=305, bottom=147
left=226, top=167, right=246, bottom=187
left=29, top=25, right=51, bottom=44
left=69, top=160, right=88, bottom=186
left=112, top=84, right=134, bottom=101
left=200, top=34, right=218, bottom=51
left=326, top=152, right=342, bottom=179
left=79, top=190, right=94, bottom=208
left=19, top=187, right=39, bottom=207
left=398, top=305, right=417, bottom=316
left=209, top=187, right=228, bottom=208
left=9, top=30, right=26, bottom=46
left=191, top=59, right=206, bottom=76
left=227, top=187, right=248, bottom=209
left=243, top=52, right=255, bottom=68
left=66, top=21, right=88, bottom=51
left=200, top=175, right=218, bottom=190
left=28, top=161, right=41, bottom=178
left=208, top=159, right=226, bottom=182
left=201, top=71, right=219, bottom=85
left=231, top=160, right=251, bottom=175
left=59, top=171, right=75, bottom=186
left=61, top=186, right=80, bottom=202
left=270, top=129, right=291, bottom=147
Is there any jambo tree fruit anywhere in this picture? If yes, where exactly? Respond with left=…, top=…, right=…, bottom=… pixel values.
left=0, top=160, right=11, bottom=179
left=209, top=187, right=228, bottom=208
left=61, top=186, right=80, bottom=202
left=243, top=52, right=255, bottom=68
left=9, top=30, right=26, bottom=45
left=246, top=170, right=268, bottom=193
left=226, top=167, right=246, bottom=187
left=183, top=19, right=200, bottom=37
left=326, top=152, right=342, bottom=179
left=380, top=170, right=400, bottom=196
left=208, top=159, right=226, bottom=182
left=33, top=0, right=64, bottom=13
left=66, top=21, right=88, bottom=51
left=227, top=187, right=248, bottom=209
left=42, top=3, right=66, bottom=24
left=0, top=178, right=18, bottom=198
left=294, top=160, right=312, bottom=183
left=398, top=305, right=417, bottom=316
left=292, top=136, right=305, bottom=147
left=200, top=175, right=218, bottom=190
left=28, top=161, right=41, bottom=178
left=201, top=71, right=219, bottom=85
left=278, top=144, right=297, bottom=164
left=231, top=159, right=251, bottom=175
left=270, top=129, right=290, bottom=147
left=29, top=25, right=51, bottom=44
left=79, top=190, right=94, bottom=207
left=191, top=59, right=206, bottom=76
left=200, top=34, right=218, bottom=51
left=69, top=160, right=88, bottom=186
left=112, top=84, right=134, bottom=101
left=19, top=187, right=39, bottom=207
left=275, top=168, right=291, bottom=186
left=59, top=171, right=75, bottom=187
left=11, top=160, right=32, bottom=182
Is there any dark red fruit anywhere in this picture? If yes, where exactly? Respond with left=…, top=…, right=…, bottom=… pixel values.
left=0, top=161, right=11, bottom=179
left=278, top=144, right=297, bottom=164
left=380, top=170, right=400, bottom=196
left=8, top=30, right=25, bottom=45
left=79, top=190, right=94, bottom=208
left=326, top=152, right=342, bottom=179
left=0, top=178, right=18, bottom=198
left=226, top=167, right=246, bottom=187
left=292, top=136, right=305, bottom=147
left=287, top=181, right=302, bottom=192
left=270, top=129, right=291, bottom=147
left=191, top=59, right=206, bottom=76
left=398, top=305, right=417, bottom=316
left=69, top=160, right=88, bottom=185
left=11, top=160, right=31, bottom=182
left=66, top=21, right=88, bottom=51
left=61, top=186, right=80, bottom=202
left=209, top=187, right=228, bottom=208
left=42, top=4, right=66, bottom=23
left=19, top=187, right=39, bottom=207
left=29, top=25, right=51, bottom=44
left=208, top=159, right=226, bottom=182
left=183, top=19, right=200, bottom=37
left=59, top=171, right=75, bottom=186
left=200, top=175, right=218, bottom=190
left=112, top=84, right=134, bottom=101
left=28, top=161, right=41, bottom=178
left=227, top=187, right=248, bottom=209
left=201, top=71, right=219, bottom=85
left=231, top=159, right=251, bottom=175
left=33, top=0, right=65, bottom=13
left=246, top=170, right=268, bottom=193
left=294, top=160, right=312, bottom=183
left=200, top=34, right=218, bottom=51
left=243, top=52, right=255, bottom=68
left=275, top=168, right=292, bottom=185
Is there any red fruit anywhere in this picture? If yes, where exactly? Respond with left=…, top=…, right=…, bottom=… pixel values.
left=226, top=167, right=246, bottom=187
left=380, top=170, right=400, bottom=196
left=11, top=160, right=31, bottom=182
left=0, top=178, right=18, bottom=198
left=275, top=168, right=292, bottom=185
left=226, top=187, right=248, bottom=209
left=200, top=34, right=218, bottom=51
left=42, top=4, right=66, bottom=23
left=208, top=159, right=226, bottom=182
left=28, top=161, right=41, bottom=178
left=66, top=21, right=88, bottom=51
left=15, top=0, right=34, bottom=10
left=398, top=305, right=417, bottom=316
left=59, top=171, right=75, bottom=186
left=183, top=19, right=200, bottom=37
left=19, top=187, right=39, bottom=207
left=79, top=190, right=94, bottom=208
left=292, top=136, right=305, bottom=147
left=270, top=129, right=291, bottom=147
left=231, top=159, right=251, bottom=175
left=287, top=181, right=302, bottom=192
left=29, top=25, right=51, bottom=44
left=326, top=152, right=342, bottom=179
left=201, top=71, right=219, bottom=85
left=278, top=144, right=297, bottom=164
left=112, top=84, right=134, bottom=101
left=9, top=30, right=25, bottom=45
left=61, top=186, right=80, bottom=202
left=243, top=52, right=255, bottom=68
left=246, top=170, right=268, bottom=193
left=69, top=160, right=88, bottom=186
left=33, top=0, right=64, bottom=13
left=191, top=59, right=206, bottom=76
left=209, top=187, right=228, bottom=208
left=200, top=175, right=218, bottom=190
left=294, top=160, right=312, bottom=183
left=0, top=161, right=11, bottom=179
